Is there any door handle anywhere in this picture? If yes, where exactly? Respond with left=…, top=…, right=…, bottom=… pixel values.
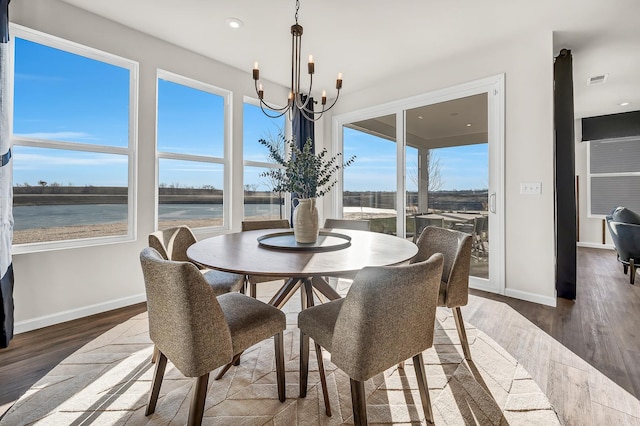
left=489, top=193, right=496, bottom=213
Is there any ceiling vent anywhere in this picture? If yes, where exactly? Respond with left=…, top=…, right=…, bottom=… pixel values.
left=587, top=74, right=608, bottom=85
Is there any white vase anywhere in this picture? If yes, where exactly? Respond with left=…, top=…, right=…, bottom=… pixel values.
left=293, top=198, right=319, bottom=243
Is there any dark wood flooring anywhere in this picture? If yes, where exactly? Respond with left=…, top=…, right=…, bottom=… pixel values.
left=1, top=246, right=639, bottom=421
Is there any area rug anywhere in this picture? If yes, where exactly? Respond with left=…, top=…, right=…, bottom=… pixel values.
left=0, top=308, right=561, bottom=425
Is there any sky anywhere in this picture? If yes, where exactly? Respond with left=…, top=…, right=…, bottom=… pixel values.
left=13, top=36, right=488, bottom=192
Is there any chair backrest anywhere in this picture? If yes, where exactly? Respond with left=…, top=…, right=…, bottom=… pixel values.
left=148, top=225, right=197, bottom=262
left=412, top=226, right=472, bottom=308
left=139, top=247, right=234, bottom=377
left=331, top=254, right=443, bottom=381
left=607, top=216, right=640, bottom=262
left=413, top=215, right=445, bottom=242
left=241, top=219, right=290, bottom=231
left=323, top=218, right=370, bottom=231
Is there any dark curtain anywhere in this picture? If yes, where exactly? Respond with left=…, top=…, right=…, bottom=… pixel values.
left=0, top=0, right=13, bottom=348
left=554, top=49, right=577, bottom=300
left=290, top=96, right=315, bottom=221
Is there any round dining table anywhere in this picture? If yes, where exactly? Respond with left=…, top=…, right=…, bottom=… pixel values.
left=187, top=228, right=418, bottom=308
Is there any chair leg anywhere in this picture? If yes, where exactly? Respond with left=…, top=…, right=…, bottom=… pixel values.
left=300, top=331, right=310, bottom=397
left=250, top=281, right=257, bottom=298
left=413, top=353, right=434, bottom=425
left=151, top=345, right=159, bottom=364
left=187, top=373, right=209, bottom=426
left=315, top=342, right=332, bottom=416
left=453, top=306, right=472, bottom=361
left=624, top=264, right=629, bottom=275
left=274, top=332, right=286, bottom=402
left=146, top=351, right=167, bottom=416
left=215, top=353, right=241, bottom=380
left=631, top=259, right=636, bottom=285
left=350, top=379, right=368, bottom=426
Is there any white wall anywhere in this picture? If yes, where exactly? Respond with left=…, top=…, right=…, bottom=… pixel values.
left=9, top=0, right=288, bottom=332
left=325, top=30, right=557, bottom=305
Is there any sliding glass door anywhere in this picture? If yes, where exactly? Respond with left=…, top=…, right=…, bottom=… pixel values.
left=333, top=75, right=504, bottom=294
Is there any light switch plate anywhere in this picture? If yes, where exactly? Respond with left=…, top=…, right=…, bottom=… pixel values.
left=520, top=182, right=542, bottom=195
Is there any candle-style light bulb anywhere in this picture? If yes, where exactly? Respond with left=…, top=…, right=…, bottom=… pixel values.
left=308, top=55, right=315, bottom=74
left=336, top=72, right=343, bottom=90
left=252, top=62, right=259, bottom=80
left=321, top=90, right=327, bottom=105
left=258, top=84, right=264, bottom=99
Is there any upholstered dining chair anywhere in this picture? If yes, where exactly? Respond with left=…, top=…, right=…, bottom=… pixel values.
left=323, top=218, right=371, bottom=231
left=139, top=247, right=286, bottom=426
left=413, top=225, right=473, bottom=360
left=241, top=219, right=291, bottom=298
left=298, top=254, right=444, bottom=425
left=149, top=225, right=245, bottom=296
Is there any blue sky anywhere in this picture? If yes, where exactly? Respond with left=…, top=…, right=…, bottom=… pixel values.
left=13, top=36, right=487, bottom=192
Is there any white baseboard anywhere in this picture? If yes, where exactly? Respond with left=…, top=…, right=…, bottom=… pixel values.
left=577, top=242, right=615, bottom=250
left=14, top=293, right=147, bottom=334
left=504, top=288, right=557, bottom=307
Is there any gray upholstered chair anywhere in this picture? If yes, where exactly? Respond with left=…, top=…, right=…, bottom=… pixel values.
left=323, top=218, right=371, bottom=231
left=606, top=206, right=640, bottom=284
left=149, top=225, right=245, bottom=296
left=241, top=219, right=291, bottom=297
left=298, top=254, right=444, bottom=425
left=413, top=214, right=445, bottom=243
left=139, top=247, right=286, bottom=426
left=413, top=226, right=473, bottom=360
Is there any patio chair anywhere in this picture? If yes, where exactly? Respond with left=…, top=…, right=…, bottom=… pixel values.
left=298, top=254, right=444, bottom=425
left=413, top=226, right=473, bottom=360
left=139, top=247, right=286, bottom=426
left=323, top=218, right=371, bottom=231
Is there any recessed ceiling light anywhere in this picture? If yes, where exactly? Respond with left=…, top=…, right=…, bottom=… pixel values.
left=466, top=123, right=472, bottom=127
left=619, top=101, right=631, bottom=106
left=226, top=18, right=243, bottom=29
left=418, top=116, right=423, bottom=120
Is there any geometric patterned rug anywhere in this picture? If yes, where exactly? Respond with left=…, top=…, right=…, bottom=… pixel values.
left=0, top=305, right=561, bottom=425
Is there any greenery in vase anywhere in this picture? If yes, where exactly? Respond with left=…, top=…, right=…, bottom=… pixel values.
left=259, top=135, right=355, bottom=200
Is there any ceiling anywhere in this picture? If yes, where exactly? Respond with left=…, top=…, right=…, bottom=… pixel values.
left=58, top=0, right=640, bottom=121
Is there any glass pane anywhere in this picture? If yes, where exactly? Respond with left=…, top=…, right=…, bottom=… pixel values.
left=405, top=94, right=489, bottom=278
left=157, top=79, right=224, bottom=157
left=243, top=103, right=286, bottom=163
left=244, top=166, right=286, bottom=220
left=12, top=146, right=129, bottom=244
left=343, top=114, right=397, bottom=235
left=13, top=38, right=130, bottom=147
left=158, top=159, right=224, bottom=230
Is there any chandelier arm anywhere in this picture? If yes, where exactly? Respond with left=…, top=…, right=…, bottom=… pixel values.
left=255, top=81, right=291, bottom=112
left=259, top=101, right=291, bottom=119
left=298, top=107, right=323, bottom=122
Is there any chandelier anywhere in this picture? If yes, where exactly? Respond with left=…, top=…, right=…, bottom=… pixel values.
left=252, top=0, right=342, bottom=121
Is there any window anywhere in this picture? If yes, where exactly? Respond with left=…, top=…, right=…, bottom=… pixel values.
left=11, top=25, right=138, bottom=250
left=589, top=137, right=640, bottom=216
left=243, top=101, right=287, bottom=221
left=156, top=71, right=230, bottom=230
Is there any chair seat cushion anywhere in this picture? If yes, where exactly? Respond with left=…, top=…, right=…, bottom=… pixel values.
left=202, top=269, right=245, bottom=296
left=298, top=299, right=344, bottom=352
left=218, top=293, right=286, bottom=354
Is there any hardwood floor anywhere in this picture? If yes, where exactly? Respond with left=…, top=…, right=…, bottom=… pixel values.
left=1, top=246, right=639, bottom=424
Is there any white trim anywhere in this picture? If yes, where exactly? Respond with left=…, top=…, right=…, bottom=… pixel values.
left=577, top=241, right=615, bottom=250
left=504, top=288, right=557, bottom=307
left=9, top=25, right=139, bottom=252
left=155, top=69, right=232, bottom=232
left=13, top=293, right=147, bottom=334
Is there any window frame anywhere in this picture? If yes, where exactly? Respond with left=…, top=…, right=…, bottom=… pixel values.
left=242, top=97, right=291, bottom=220
left=10, top=24, right=139, bottom=254
left=587, top=136, right=640, bottom=218
left=155, top=69, right=232, bottom=232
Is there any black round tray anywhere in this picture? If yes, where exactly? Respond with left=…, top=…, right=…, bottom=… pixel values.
left=257, top=231, right=351, bottom=252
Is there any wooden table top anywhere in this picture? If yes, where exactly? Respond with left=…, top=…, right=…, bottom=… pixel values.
left=187, top=228, right=418, bottom=278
